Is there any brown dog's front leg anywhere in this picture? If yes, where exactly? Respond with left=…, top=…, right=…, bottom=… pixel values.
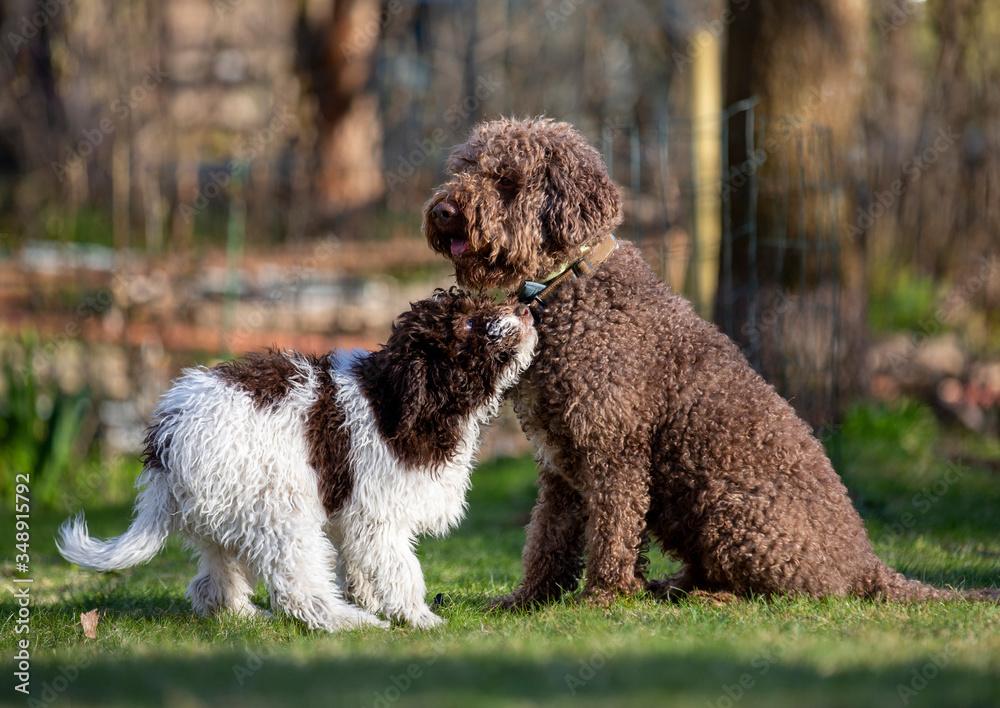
left=580, top=459, right=649, bottom=606
left=488, top=468, right=586, bottom=611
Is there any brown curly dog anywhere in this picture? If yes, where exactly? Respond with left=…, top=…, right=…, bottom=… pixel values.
left=423, top=116, right=997, bottom=607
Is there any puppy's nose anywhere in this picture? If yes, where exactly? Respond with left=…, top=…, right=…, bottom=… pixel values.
left=432, top=201, right=458, bottom=224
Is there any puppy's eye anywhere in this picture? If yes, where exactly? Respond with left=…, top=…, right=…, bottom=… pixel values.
left=497, top=175, right=516, bottom=190
left=486, top=320, right=505, bottom=340
left=464, top=318, right=475, bottom=333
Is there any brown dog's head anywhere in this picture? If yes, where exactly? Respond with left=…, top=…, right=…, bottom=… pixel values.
left=423, top=117, right=623, bottom=291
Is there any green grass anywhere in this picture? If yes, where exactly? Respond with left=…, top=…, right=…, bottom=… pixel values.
left=868, top=267, right=943, bottom=335
left=3, top=404, right=999, bottom=707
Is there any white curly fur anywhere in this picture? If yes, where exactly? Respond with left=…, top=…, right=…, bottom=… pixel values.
left=57, top=317, right=535, bottom=632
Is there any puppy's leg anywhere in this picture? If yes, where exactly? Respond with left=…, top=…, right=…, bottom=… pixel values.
left=489, top=468, right=586, bottom=611
left=187, top=541, right=262, bottom=618
left=340, top=522, right=441, bottom=629
left=325, top=522, right=349, bottom=593
left=253, top=520, right=387, bottom=632
left=580, top=457, right=650, bottom=606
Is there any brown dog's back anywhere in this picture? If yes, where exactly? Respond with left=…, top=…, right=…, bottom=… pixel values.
left=423, top=117, right=996, bottom=605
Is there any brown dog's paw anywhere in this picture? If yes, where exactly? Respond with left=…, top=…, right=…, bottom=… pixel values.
left=580, top=578, right=644, bottom=607
left=578, top=588, right=617, bottom=608
left=687, top=589, right=739, bottom=606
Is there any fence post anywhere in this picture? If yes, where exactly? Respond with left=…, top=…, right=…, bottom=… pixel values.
left=691, top=28, right=721, bottom=317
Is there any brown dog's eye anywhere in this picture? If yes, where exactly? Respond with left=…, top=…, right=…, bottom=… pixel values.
left=497, top=175, right=516, bottom=191
left=464, top=318, right=475, bottom=333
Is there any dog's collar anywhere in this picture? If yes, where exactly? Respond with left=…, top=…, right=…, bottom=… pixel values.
left=517, top=234, right=617, bottom=315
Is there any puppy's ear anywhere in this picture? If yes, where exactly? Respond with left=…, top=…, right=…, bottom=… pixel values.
left=542, top=138, right=622, bottom=249
left=382, top=356, right=427, bottom=439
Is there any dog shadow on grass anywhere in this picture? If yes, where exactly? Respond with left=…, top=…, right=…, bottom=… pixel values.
left=25, top=647, right=1000, bottom=706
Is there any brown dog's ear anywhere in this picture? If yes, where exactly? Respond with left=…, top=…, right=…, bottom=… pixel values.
left=541, top=137, right=623, bottom=249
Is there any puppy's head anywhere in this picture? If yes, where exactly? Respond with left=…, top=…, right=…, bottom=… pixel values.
left=386, top=287, right=537, bottom=405
left=423, top=117, right=623, bottom=291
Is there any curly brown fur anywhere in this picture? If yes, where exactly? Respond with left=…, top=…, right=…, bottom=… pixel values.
left=354, top=288, right=535, bottom=469
left=424, top=117, right=622, bottom=291
left=304, top=362, right=355, bottom=514
left=215, top=352, right=301, bottom=409
left=424, top=117, right=997, bottom=606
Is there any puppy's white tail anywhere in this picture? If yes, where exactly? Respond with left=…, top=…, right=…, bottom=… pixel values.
left=57, top=468, right=174, bottom=571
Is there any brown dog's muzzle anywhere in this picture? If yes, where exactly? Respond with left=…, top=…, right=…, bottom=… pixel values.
left=431, top=200, right=459, bottom=226
left=426, top=194, right=470, bottom=257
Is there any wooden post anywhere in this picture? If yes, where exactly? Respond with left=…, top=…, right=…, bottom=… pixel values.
left=691, top=28, right=722, bottom=317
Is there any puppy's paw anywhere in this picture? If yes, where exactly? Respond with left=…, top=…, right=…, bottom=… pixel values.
left=407, top=607, right=445, bottom=630
left=230, top=604, right=272, bottom=620
left=328, top=610, right=389, bottom=632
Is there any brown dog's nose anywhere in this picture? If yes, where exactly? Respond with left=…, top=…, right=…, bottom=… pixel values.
left=432, top=201, right=458, bottom=224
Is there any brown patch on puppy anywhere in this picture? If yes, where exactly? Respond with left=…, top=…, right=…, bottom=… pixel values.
left=140, top=418, right=173, bottom=472
left=304, top=357, right=355, bottom=515
left=353, top=287, right=533, bottom=469
left=215, top=351, right=299, bottom=409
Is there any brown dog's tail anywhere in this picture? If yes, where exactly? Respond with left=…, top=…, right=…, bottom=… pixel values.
left=870, top=565, right=999, bottom=602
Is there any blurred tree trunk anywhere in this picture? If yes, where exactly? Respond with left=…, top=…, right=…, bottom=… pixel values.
left=0, top=0, right=68, bottom=235
left=301, top=0, right=385, bottom=225
left=896, top=0, right=997, bottom=277
left=719, top=0, right=869, bottom=425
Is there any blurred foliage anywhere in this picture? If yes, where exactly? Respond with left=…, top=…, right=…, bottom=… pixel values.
left=867, top=267, right=943, bottom=335
left=0, top=336, right=95, bottom=506
left=43, top=206, right=115, bottom=247
left=835, top=399, right=940, bottom=466
left=833, top=398, right=1000, bottom=545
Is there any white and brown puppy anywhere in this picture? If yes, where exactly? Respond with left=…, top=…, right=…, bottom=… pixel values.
left=58, top=289, right=536, bottom=631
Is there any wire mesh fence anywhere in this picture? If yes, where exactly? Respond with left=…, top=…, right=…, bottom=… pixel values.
left=0, top=0, right=853, bottom=436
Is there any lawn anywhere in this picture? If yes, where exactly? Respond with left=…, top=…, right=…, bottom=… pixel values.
left=3, top=403, right=999, bottom=707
